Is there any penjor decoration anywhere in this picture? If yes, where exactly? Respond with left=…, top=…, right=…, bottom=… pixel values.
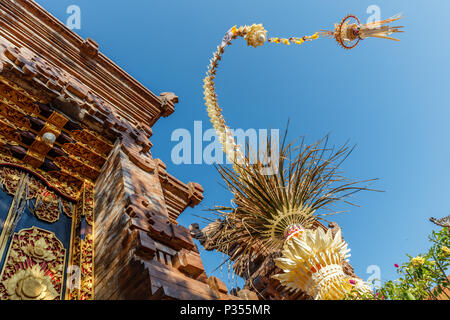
left=202, top=14, right=404, bottom=299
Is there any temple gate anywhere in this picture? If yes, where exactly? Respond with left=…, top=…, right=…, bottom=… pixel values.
left=0, top=0, right=238, bottom=300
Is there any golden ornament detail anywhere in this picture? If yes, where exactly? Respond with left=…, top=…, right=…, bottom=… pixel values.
left=3, top=265, right=58, bottom=300
left=22, top=238, right=56, bottom=262
left=0, top=227, right=66, bottom=300
left=0, top=165, right=75, bottom=223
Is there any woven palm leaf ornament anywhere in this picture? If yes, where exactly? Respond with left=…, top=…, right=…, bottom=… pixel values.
left=202, top=14, right=403, bottom=299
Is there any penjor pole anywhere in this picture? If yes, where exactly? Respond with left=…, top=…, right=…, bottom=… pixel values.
left=202, top=14, right=404, bottom=300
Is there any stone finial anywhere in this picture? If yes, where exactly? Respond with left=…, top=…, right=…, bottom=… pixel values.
left=187, top=182, right=204, bottom=207
left=159, top=92, right=178, bottom=117
left=160, top=92, right=179, bottom=104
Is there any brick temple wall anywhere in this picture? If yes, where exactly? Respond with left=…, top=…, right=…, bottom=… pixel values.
left=94, top=142, right=235, bottom=300
left=94, top=143, right=149, bottom=299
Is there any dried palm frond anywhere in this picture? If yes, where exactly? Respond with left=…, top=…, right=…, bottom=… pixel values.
left=359, top=14, right=404, bottom=41
left=204, top=129, right=378, bottom=276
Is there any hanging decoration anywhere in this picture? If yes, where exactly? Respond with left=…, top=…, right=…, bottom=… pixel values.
left=202, top=14, right=404, bottom=299
left=319, top=14, right=403, bottom=50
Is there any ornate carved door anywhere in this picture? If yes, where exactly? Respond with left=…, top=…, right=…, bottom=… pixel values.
left=0, top=165, right=73, bottom=300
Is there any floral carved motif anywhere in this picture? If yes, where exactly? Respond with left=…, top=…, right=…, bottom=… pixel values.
left=0, top=165, right=74, bottom=222
left=80, top=234, right=94, bottom=300
left=0, top=152, right=81, bottom=200
left=80, top=182, right=95, bottom=226
left=66, top=184, right=95, bottom=300
left=0, top=227, right=66, bottom=300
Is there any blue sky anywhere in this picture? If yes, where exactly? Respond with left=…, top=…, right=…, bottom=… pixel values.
left=37, top=0, right=450, bottom=289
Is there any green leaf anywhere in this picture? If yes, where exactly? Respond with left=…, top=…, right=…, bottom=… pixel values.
left=404, top=290, right=416, bottom=300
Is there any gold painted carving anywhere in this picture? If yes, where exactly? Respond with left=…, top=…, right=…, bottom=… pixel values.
left=80, top=234, right=94, bottom=300
left=82, top=182, right=95, bottom=226
left=46, top=111, right=68, bottom=129
left=66, top=204, right=94, bottom=300
left=0, top=83, right=111, bottom=184
left=70, top=130, right=113, bottom=156
left=0, top=166, right=21, bottom=195
left=53, top=156, right=99, bottom=182
left=0, top=165, right=74, bottom=223
left=66, top=235, right=81, bottom=300
left=23, top=149, right=45, bottom=168
left=62, top=143, right=105, bottom=170
left=2, top=265, right=59, bottom=300
left=0, top=152, right=81, bottom=200
left=0, top=83, right=40, bottom=115
left=0, top=227, right=66, bottom=300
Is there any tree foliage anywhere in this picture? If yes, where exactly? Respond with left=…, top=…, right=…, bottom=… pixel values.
left=348, top=227, right=450, bottom=300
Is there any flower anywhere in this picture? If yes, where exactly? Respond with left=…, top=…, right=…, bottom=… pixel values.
left=349, top=279, right=356, bottom=285
left=375, top=292, right=385, bottom=299
left=394, top=264, right=399, bottom=268
left=442, top=246, right=450, bottom=256
left=410, top=256, right=425, bottom=267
